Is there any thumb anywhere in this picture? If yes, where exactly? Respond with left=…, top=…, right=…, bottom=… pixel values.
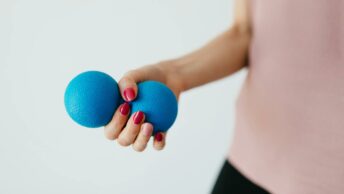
left=118, top=70, right=146, bottom=102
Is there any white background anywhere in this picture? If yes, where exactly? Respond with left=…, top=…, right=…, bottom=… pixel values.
left=0, top=0, right=246, bottom=193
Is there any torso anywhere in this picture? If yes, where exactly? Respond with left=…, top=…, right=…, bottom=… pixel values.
left=229, top=0, right=344, bottom=193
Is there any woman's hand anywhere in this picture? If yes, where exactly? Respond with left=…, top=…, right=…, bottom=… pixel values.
left=103, top=3, right=251, bottom=152
left=104, top=61, right=183, bottom=152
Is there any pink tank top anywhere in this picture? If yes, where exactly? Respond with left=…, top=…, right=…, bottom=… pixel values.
left=228, top=0, right=344, bottom=193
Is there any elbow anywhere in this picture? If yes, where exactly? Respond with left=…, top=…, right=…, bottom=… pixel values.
left=228, top=22, right=252, bottom=42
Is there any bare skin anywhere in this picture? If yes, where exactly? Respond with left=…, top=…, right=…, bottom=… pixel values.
left=104, top=0, right=252, bottom=152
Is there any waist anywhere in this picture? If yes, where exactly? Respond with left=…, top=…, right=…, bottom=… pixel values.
left=228, top=74, right=344, bottom=193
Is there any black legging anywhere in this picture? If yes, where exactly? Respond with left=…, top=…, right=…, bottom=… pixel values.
left=211, top=160, right=270, bottom=194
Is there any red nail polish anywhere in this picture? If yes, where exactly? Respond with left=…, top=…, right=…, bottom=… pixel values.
left=119, top=103, right=130, bottom=115
left=123, top=88, right=135, bottom=102
left=155, top=133, right=163, bottom=142
left=133, top=111, right=144, bottom=124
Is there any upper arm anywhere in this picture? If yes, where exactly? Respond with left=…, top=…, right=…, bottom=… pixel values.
left=233, top=0, right=252, bottom=34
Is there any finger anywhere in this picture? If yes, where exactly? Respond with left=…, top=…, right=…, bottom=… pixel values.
left=118, top=75, right=137, bottom=102
left=118, top=69, right=147, bottom=102
left=104, top=102, right=130, bottom=140
left=153, top=132, right=166, bottom=151
left=117, top=111, right=145, bottom=147
left=132, top=123, right=153, bottom=152
left=118, top=67, right=166, bottom=102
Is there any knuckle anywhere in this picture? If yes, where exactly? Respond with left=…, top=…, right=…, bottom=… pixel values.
left=129, top=126, right=140, bottom=136
left=124, top=69, right=139, bottom=78
left=118, top=79, right=133, bottom=90
left=133, top=144, right=145, bottom=152
left=117, top=136, right=131, bottom=146
left=111, top=115, right=125, bottom=129
left=104, top=125, right=117, bottom=140
left=113, top=122, right=123, bottom=133
left=105, top=125, right=122, bottom=140
left=119, top=72, right=136, bottom=84
left=104, top=131, right=116, bottom=140
left=118, top=76, right=130, bottom=85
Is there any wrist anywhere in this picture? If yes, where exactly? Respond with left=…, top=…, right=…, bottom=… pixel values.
left=154, top=59, right=186, bottom=95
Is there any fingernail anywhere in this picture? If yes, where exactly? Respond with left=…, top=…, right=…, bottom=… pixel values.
left=155, top=133, right=163, bottom=142
left=133, top=111, right=144, bottom=124
left=142, top=124, right=153, bottom=137
left=119, top=103, right=130, bottom=115
left=123, top=88, right=135, bottom=102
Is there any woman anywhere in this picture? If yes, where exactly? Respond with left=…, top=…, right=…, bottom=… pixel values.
left=104, top=0, right=344, bottom=193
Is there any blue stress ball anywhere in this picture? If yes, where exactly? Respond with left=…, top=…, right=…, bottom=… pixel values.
left=131, top=81, right=178, bottom=133
left=64, top=71, right=120, bottom=128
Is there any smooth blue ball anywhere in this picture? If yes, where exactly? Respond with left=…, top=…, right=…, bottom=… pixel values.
left=64, top=71, right=120, bottom=128
left=131, top=81, right=178, bottom=133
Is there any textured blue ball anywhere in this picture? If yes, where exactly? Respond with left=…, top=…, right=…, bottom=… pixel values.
left=64, top=71, right=120, bottom=128
left=131, top=81, right=178, bottom=133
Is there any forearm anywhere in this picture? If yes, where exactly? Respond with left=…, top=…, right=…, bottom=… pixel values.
left=164, top=25, right=251, bottom=91
left=179, top=26, right=250, bottom=91
left=141, top=0, right=251, bottom=93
